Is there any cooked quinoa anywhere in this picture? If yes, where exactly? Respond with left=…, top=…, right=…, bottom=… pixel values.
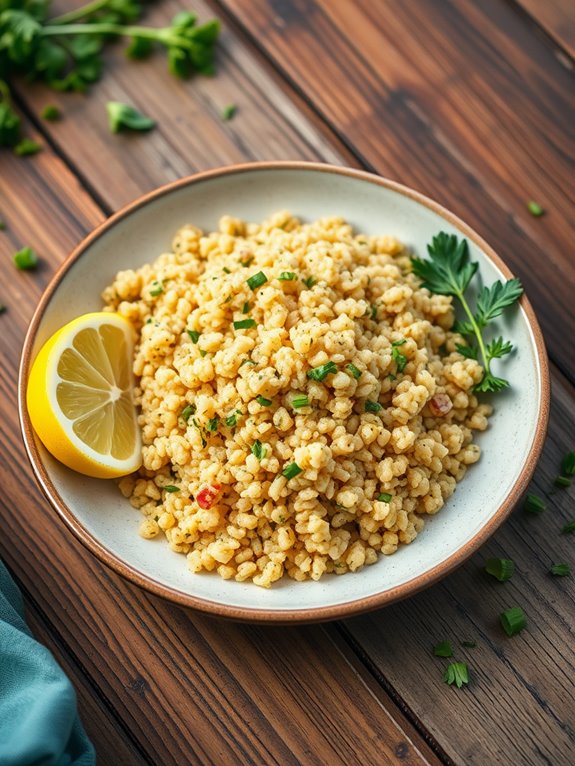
left=102, top=212, right=491, bottom=588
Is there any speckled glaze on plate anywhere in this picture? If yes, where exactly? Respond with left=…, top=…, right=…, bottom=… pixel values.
left=18, top=162, right=549, bottom=622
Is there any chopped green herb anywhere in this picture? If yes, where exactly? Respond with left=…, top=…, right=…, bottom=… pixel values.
left=240, top=256, right=254, bottom=267
left=187, top=330, right=200, bottom=344
left=199, top=349, right=207, bottom=357
left=550, top=563, right=570, bottom=577
left=527, top=201, right=544, bottom=217
left=302, top=276, right=316, bottom=288
left=433, top=641, right=453, bottom=658
left=164, top=485, right=180, bottom=493
left=225, top=412, right=240, bottom=428
left=500, top=606, right=526, bottom=636
left=346, top=363, right=361, bottom=379
left=41, top=105, right=61, bottom=121
left=221, top=103, right=237, bottom=120
left=370, top=304, right=377, bottom=320
left=251, top=440, right=266, bottom=460
left=391, top=339, right=408, bottom=374
left=107, top=102, right=155, bottom=133
left=206, top=416, right=219, bottom=432
left=555, top=476, right=572, bottom=488
left=562, top=451, right=575, bottom=477
left=0, top=220, right=5, bottom=230
left=14, top=138, right=41, bottom=157
left=13, top=247, right=38, bottom=270
left=247, top=271, right=267, bottom=290
left=234, top=318, right=256, bottom=330
left=241, top=302, right=250, bottom=314
left=256, top=395, right=272, bottom=407
left=411, top=233, right=523, bottom=393
left=524, top=493, right=545, bottom=514
left=443, top=662, right=469, bottom=689
left=485, top=558, right=515, bottom=582
left=461, top=640, right=477, bottom=648
left=223, top=266, right=231, bottom=274
left=180, top=404, right=195, bottom=422
left=282, top=462, right=302, bottom=479
left=562, top=520, right=575, bottom=534
left=377, top=493, right=392, bottom=503
left=278, top=272, right=297, bottom=281
left=291, top=395, right=310, bottom=409
left=240, top=358, right=256, bottom=366
left=149, top=280, right=163, bottom=297
left=307, top=361, right=337, bottom=382
left=365, top=400, right=382, bottom=413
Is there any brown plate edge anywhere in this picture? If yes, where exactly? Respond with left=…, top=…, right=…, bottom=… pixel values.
left=17, top=160, right=551, bottom=624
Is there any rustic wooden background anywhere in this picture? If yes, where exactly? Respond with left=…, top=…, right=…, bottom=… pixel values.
left=1, top=1, right=574, bottom=764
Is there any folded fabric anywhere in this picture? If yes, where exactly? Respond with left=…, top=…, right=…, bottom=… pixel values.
left=0, top=561, right=95, bottom=766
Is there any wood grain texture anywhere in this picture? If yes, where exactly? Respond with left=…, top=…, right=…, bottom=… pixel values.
left=514, top=0, right=575, bottom=58
left=0, top=130, right=438, bottom=766
left=342, top=373, right=575, bottom=765
left=217, top=0, right=575, bottom=384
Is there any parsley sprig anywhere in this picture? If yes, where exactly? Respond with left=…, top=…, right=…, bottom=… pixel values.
left=411, top=233, right=523, bottom=393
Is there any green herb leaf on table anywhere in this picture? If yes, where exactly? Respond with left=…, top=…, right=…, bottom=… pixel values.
left=443, top=662, right=469, bottom=688
left=500, top=606, right=526, bottom=636
left=106, top=101, right=155, bottom=133
left=549, top=563, right=570, bottom=577
left=41, top=103, right=61, bottom=121
left=13, top=246, right=38, bottom=270
left=14, top=137, right=41, bottom=156
left=562, top=451, right=575, bottom=477
left=0, top=81, right=21, bottom=147
left=433, top=641, right=453, bottom=658
left=411, top=233, right=523, bottom=393
left=524, top=493, right=545, bottom=514
left=554, top=476, right=571, bottom=488
left=562, top=520, right=575, bottom=534
left=221, top=104, right=236, bottom=121
left=527, top=201, right=544, bottom=217
left=485, top=557, right=515, bottom=582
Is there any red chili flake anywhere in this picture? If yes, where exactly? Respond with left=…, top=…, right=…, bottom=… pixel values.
left=196, top=484, right=222, bottom=509
left=428, top=393, right=453, bottom=417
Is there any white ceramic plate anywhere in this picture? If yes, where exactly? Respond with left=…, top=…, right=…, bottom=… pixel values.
left=19, top=162, right=549, bottom=622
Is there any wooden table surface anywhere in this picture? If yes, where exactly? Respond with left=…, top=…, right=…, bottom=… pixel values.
left=1, top=1, right=574, bottom=764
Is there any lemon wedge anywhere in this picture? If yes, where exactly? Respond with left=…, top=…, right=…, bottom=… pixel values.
left=27, top=312, right=142, bottom=478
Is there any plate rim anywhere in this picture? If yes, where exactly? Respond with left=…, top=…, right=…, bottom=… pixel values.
left=17, top=160, right=550, bottom=623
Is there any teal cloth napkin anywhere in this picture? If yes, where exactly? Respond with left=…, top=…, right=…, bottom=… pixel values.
left=0, top=561, right=96, bottom=766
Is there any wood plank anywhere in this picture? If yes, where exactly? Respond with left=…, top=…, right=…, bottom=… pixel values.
left=217, top=0, right=575, bottom=384
left=0, top=126, right=439, bottom=766
left=342, top=372, right=575, bottom=765
left=513, top=0, right=575, bottom=59
left=23, top=601, right=148, bottom=766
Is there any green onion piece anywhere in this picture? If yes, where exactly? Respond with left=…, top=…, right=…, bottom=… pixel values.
left=282, top=462, right=302, bottom=479
left=251, top=440, right=266, bottom=460
left=365, top=400, right=382, bottom=413
left=485, top=557, right=515, bottom=582
left=149, top=280, right=163, bottom=297
left=377, top=493, right=392, bottom=503
left=307, top=361, right=337, bottom=382
left=206, top=416, right=219, bottom=432
left=256, top=395, right=272, bottom=406
left=391, top=339, right=408, bottom=373
left=461, top=640, right=477, bottom=648
left=562, top=520, right=575, bottom=534
left=234, top=318, right=256, bottom=330
left=247, top=271, right=267, bottom=290
left=225, top=412, right=240, bottom=428
left=555, top=476, right=572, bottom=488
left=550, top=563, right=570, bottom=576
left=524, top=493, right=545, bottom=514
left=180, top=404, right=195, bottom=422
left=221, top=104, right=237, bottom=121
left=199, top=349, right=207, bottom=357
left=41, top=105, right=61, bottom=121
left=302, top=276, right=316, bottom=288
left=443, top=662, right=469, bottom=688
left=432, top=641, right=453, bottom=658
left=240, top=358, right=256, bottom=366
left=278, top=272, right=297, bottom=281
left=370, top=304, right=377, bottom=320
left=14, top=138, right=41, bottom=157
left=291, top=395, right=309, bottom=409
left=562, top=451, right=575, bottom=477
left=500, top=606, right=526, bottom=636
left=242, top=302, right=250, bottom=314
left=187, top=330, right=200, bottom=344
left=347, top=363, right=361, bottom=379
left=13, top=247, right=38, bottom=270
left=223, top=266, right=231, bottom=274
left=164, top=485, right=180, bottom=493
left=527, top=201, right=544, bottom=217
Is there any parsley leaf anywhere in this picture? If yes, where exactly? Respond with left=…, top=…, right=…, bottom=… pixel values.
left=443, top=662, right=469, bottom=688
left=106, top=101, right=155, bottom=133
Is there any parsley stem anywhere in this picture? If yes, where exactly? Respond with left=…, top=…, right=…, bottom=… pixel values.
left=41, top=24, right=190, bottom=49
left=49, top=0, right=111, bottom=25
left=456, top=288, right=491, bottom=377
